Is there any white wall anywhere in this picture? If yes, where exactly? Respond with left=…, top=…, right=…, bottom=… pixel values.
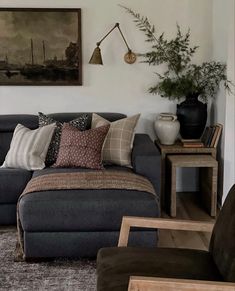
left=0, top=0, right=213, bottom=191
left=212, top=0, right=235, bottom=202
left=0, top=0, right=212, bottom=134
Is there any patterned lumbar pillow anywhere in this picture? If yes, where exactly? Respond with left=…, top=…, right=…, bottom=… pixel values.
left=2, top=123, right=55, bottom=170
left=91, top=113, right=140, bottom=167
left=38, top=112, right=89, bottom=166
left=54, top=123, right=110, bottom=169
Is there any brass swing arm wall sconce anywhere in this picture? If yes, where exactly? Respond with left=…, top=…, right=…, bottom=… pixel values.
left=89, top=23, right=137, bottom=65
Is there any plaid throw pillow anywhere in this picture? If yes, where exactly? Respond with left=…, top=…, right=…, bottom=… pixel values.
left=91, top=113, right=140, bottom=167
left=54, top=123, right=110, bottom=169
left=38, top=112, right=88, bottom=166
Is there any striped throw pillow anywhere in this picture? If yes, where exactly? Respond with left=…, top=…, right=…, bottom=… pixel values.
left=2, top=123, right=55, bottom=170
left=91, top=113, right=140, bottom=167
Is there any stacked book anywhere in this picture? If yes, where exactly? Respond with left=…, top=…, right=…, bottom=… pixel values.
left=201, top=124, right=223, bottom=147
left=181, top=124, right=223, bottom=148
left=181, top=139, right=204, bottom=148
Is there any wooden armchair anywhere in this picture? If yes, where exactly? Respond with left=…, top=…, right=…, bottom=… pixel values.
left=97, top=185, right=235, bottom=291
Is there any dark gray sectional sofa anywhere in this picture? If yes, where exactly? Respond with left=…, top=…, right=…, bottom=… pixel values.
left=0, top=113, right=161, bottom=258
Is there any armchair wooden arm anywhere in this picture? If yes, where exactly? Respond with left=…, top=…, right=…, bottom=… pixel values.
left=128, top=277, right=235, bottom=291
left=118, top=216, right=214, bottom=247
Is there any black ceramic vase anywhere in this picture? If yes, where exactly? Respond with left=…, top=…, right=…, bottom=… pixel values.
left=176, top=93, right=207, bottom=139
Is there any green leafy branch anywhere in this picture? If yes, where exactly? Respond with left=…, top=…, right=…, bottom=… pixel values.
left=119, top=5, right=157, bottom=43
left=120, top=6, right=233, bottom=102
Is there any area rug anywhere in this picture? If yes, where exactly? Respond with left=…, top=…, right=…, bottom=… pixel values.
left=0, top=230, right=96, bottom=291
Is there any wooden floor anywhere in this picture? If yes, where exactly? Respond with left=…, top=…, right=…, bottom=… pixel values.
left=1, top=192, right=218, bottom=251
left=158, top=192, right=218, bottom=250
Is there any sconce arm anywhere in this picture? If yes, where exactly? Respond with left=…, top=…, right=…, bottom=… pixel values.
left=97, top=23, right=119, bottom=46
left=97, top=23, right=132, bottom=52
left=116, top=23, right=132, bottom=52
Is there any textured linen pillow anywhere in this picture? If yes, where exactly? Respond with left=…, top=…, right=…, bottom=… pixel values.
left=2, top=123, right=55, bottom=170
left=54, top=123, right=110, bottom=169
left=38, top=112, right=89, bottom=166
left=91, top=113, right=140, bottom=167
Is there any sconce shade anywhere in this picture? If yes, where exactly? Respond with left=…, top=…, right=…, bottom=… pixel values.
left=89, top=46, right=103, bottom=65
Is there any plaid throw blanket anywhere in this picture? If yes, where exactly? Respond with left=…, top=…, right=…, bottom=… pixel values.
left=15, top=171, right=156, bottom=261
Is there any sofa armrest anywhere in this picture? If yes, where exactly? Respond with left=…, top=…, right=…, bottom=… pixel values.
left=118, top=216, right=214, bottom=247
left=128, top=277, right=235, bottom=291
left=132, top=134, right=161, bottom=196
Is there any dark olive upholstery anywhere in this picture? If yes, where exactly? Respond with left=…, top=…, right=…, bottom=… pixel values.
left=210, top=184, right=235, bottom=282
left=97, top=185, right=235, bottom=291
left=97, top=247, right=222, bottom=291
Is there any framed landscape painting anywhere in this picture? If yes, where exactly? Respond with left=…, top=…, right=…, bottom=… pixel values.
left=0, top=8, right=82, bottom=85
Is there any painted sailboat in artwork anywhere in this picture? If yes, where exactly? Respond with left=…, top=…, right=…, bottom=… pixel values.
left=20, top=38, right=79, bottom=81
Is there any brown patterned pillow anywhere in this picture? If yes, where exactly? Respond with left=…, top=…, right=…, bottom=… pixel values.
left=54, top=123, right=110, bottom=169
left=38, top=112, right=89, bottom=166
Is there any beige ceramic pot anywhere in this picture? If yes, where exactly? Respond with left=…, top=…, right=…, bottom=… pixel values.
left=154, top=113, right=180, bottom=145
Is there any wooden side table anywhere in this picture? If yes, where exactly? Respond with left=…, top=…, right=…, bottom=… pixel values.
left=155, top=140, right=217, bottom=209
left=166, top=155, right=218, bottom=217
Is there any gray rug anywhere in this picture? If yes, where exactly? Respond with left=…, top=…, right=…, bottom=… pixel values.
left=0, top=230, right=96, bottom=291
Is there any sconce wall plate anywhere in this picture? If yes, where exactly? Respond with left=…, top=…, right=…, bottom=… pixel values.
left=124, top=51, right=137, bottom=64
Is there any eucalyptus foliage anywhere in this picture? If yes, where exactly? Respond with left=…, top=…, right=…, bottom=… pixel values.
left=121, top=6, right=232, bottom=102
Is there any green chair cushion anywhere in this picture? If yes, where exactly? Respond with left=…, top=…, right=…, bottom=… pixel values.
left=97, top=247, right=223, bottom=291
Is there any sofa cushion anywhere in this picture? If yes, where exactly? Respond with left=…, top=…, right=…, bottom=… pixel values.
left=97, top=247, right=223, bottom=291
left=32, top=166, right=132, bottom=178
left=0, top=114, right=38, bottom=132
left=0, top=114, right=39, bottom=165
left=24, top=231, right=158, bottom=258
left=19, top=168, right=159, bottom=232
left=48, top=113, right=127, bottom=129
left=19, top=189, right=159, bottom=232
left=0, top=204, right=17, bottom=225
left=0, top=132, right=13, bottom=165
left=0, top=168, right=32, bottom=204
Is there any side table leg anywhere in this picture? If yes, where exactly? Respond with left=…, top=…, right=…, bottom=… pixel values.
left=211, top=165, right=218, bottom=217
left=161, top=153, right=166, bottom=210
left=200, top=166, right=217, bottom=217
left=170, top=165, right=177, bottom=217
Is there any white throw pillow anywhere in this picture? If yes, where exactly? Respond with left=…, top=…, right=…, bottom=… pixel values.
left=2, top=123, right=55, bottom=170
